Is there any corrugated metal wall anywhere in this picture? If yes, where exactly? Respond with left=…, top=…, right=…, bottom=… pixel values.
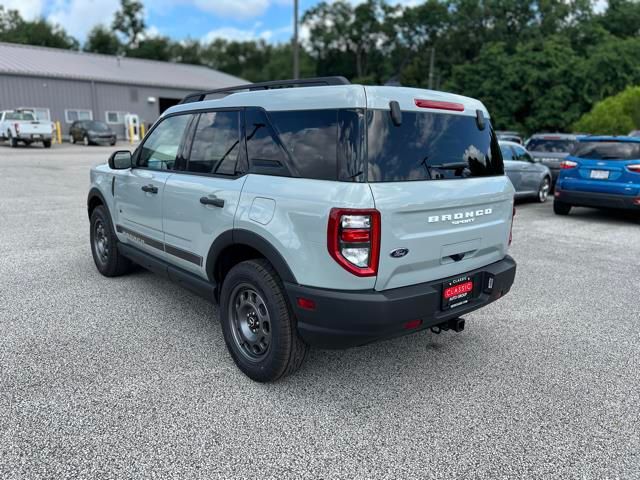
left=0, top=74, right=195, bottom=139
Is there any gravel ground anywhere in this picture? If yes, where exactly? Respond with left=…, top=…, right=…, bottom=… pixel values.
left=1, top=144, right=638, bottom=479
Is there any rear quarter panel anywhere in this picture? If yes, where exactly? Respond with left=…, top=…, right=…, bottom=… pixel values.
left=235, top=175, right=377, bottom=290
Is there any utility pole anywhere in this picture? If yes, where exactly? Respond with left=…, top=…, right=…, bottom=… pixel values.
left=293, top=0, right=300, bottom=79
left=428, top=47, right=435, bottom=90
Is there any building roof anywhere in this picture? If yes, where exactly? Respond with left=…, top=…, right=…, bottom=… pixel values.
left=0, top=42, right=245, bottom=91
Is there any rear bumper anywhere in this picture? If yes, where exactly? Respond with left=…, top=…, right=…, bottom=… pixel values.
left=285, top=256, right=516, bottom=349
left=555, top=189, right=640, bottom=210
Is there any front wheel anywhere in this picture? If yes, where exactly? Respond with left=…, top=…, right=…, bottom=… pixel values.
left=553, top=200, right=572, bottom=215
left=537, top=177, right=551, bottom=203
left=83, top=135, right=90, bottom=146
left=90, top=205, right=132, bottom=277
left=220, top=259, right=308, bottom=382
left=9, top=133, right=17, bottom=148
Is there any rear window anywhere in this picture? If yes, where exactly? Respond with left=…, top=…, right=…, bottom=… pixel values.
left=572, top=141, right=640, bottom=160
left=5, top=112, right=35, bottom=121
left=366, top=110, right=503, bottom=182
left=527, top=138, right=576, bottom=153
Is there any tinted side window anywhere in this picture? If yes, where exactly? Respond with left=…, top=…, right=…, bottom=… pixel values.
left=269, top=110, right=338, bottom=181
left=245, top=108, right=290, bottom=177
left=514, top=146, right=528, bottom=161
left=338, top=109, right=366, bottom=182
left=500, top=145, right=514, bottom=160
left=138, top=114, right=190, bottom=171
left=187, top=111, right=240, bottom=175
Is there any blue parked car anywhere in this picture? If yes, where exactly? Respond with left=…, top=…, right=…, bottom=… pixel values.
left=554, top=136, right=640, bottom=215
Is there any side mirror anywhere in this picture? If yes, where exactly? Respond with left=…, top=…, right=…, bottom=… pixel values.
left=108, top=150, right=132, bottom=170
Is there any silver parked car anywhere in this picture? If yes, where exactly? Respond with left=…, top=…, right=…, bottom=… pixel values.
left=500, top=141, right=552, bottom=203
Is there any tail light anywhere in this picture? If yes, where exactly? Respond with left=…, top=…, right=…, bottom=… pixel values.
left=328, top=208, right=381, bottom=277
left=560, top=160, right=578, bottom=169
left=14, top=123, right=20, bottom=135
left=627, top=164, right=640, bottom=173
left=509, top=206, right=515, bottom=246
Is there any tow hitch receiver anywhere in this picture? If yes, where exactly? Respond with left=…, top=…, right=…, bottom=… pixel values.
left=430, top=318, right=465, bottom=334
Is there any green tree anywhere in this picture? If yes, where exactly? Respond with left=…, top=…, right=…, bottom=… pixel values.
left=127, top=36, right=172, bottom=61
left=112, top=0, right=145, bottom=48
left=0, top=6, right=78, bottom=49
left=573, top=86, right=640, bottom=134
left=84, top=25, right=121, bottom=55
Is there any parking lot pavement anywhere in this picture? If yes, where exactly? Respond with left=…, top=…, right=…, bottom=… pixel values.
left=0, top=144, right=638, bottom=480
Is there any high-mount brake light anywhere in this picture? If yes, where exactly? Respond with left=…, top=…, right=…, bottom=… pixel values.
left=328, top=208, right=381, bottom=277
left=627, top=164, right=640, bottom=173
left=560, top=160, right=578, bottom=169
left=414, top=99, right=465, bottom=112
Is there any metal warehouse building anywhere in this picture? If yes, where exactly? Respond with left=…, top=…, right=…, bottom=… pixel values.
left=0, top=42, right=244, bottom=138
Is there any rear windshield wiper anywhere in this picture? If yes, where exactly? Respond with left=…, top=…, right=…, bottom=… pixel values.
left=436, top=162, right=469, bottom=169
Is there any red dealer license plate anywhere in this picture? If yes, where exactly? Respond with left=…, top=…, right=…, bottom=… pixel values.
left=442, top=276, right=474, bottom=310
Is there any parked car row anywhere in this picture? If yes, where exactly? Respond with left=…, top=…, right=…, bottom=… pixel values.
left=500, top=132, right=640, bottom=216
left=0, top=110, right=118, bottom=148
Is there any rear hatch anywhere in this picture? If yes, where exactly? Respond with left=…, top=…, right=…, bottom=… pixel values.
left=526, top=136, right=576, bottom=171
left=561, top=140, right=640, bottom=196
left=363, top=87, right=514, bottom=291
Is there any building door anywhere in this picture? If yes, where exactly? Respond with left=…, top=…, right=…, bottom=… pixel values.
left=159, top=97, right=182, bottom=114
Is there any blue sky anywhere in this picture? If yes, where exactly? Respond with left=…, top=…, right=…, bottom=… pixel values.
left=0, top=0, right=367, bottom=44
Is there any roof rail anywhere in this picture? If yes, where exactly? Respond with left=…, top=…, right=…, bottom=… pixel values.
left=179, top=76, right=351, bottom=104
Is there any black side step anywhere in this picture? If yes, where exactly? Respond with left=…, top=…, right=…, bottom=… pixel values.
left=118, top=242, right=217, bottom=302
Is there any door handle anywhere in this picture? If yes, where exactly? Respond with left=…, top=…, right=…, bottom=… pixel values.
left=200, top=196, right=224, bottom=208
left=141, top=184, right=158, bottom=194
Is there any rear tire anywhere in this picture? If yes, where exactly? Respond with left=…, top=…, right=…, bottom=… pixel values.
left=43, top=139, right=52, bottom=148
left=90, top=205, right=132, bottom=277
left=220, top=259, right=308, bottom=382
left=553, top=200, right=572, bottom=215
left=537, top=177, right=551, bottom=203
left=70, top=135, right=76, bottom=144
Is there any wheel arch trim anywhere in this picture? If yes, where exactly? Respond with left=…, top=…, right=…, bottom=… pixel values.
left=205, top=229, right=298, bottom=285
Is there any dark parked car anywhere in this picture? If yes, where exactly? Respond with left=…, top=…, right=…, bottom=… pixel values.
left=500, top=141, right=552, bottom=203
left=69, top=120, right=116, bottom=146
left=525, top=133, right=579, bottom=187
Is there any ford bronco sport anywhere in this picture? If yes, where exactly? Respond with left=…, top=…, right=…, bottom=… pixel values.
left=87, top=77, right=516, bottom=382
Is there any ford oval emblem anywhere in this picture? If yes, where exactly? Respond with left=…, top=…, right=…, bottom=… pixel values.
left=390, top=248, right=409, bottom=258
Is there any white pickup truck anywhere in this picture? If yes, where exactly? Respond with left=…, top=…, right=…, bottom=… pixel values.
left=0, top=110, right=53, bottom=148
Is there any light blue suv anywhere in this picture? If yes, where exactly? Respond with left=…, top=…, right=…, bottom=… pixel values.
left=87, top=77, right=517, bottom=381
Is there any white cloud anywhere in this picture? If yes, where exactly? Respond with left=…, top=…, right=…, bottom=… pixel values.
left=2, top=0, right=44, bottom=20
left=192, top=0, right=270, bottom=19
left=203, top=23, right=292, bottom=43
left=202, top=27, right=260, bottom=43
left=48, top=0, right=120, bottom=40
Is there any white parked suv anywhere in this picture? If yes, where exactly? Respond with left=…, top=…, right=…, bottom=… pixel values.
left=87, top=77, right=517, bottom=382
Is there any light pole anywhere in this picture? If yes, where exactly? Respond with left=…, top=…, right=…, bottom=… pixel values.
left=293, top=0, right=299, bottom=79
